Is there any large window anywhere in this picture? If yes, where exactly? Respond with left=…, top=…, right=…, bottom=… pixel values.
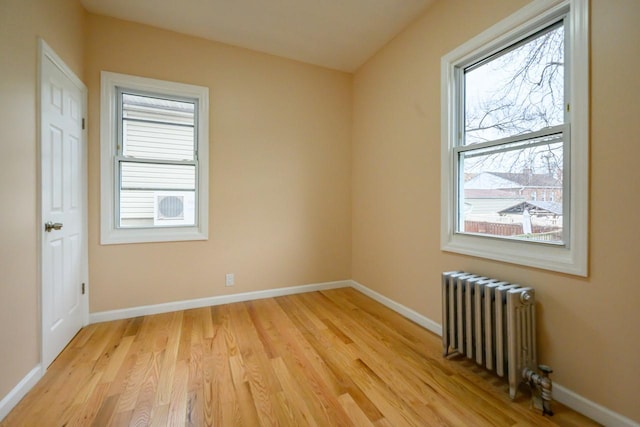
left=101, top=72, right=209, bottom=244
left=441, top=0, right=588, bottom=275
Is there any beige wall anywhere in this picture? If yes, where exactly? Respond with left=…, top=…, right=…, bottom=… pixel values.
left=85, top=15, right=352, bottom=312
left=3, top=0, right=640, bottom=423
left=0, top=0, right=85, bottom=401
left=352, top=0, right=640, bottom=422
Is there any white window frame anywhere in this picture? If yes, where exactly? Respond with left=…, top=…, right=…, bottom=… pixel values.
left=440, top=0, right=588, bottom=276
left=100, top=71, right=209, bottom=244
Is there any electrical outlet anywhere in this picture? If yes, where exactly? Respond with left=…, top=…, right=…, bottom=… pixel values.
left=225, top=273, right=235, bottom=287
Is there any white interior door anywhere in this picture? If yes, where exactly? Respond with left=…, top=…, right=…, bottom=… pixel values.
left=40, top=40, right=88, bottom=368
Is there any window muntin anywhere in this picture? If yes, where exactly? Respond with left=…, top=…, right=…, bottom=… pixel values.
left=455, top=19, right=567, bottom=245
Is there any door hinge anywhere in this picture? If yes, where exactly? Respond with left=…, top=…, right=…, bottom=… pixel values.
left=82, top=118, right=86, bottom=130
left=81, top=282, right=86, bottom=295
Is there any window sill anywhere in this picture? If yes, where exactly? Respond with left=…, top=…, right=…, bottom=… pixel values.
left=441, top=232, right=587, bottom=276
left=100, top=226, right=207, bottom=245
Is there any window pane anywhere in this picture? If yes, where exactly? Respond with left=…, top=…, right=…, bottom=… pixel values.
left=122, top=93, right=195, bottom=161
left=460, top=136, right=563, bottom=243
left=120, top=161, right=195, bottom=191
left=119, top=190, right=196, bottom=228
left=120, top=161, right=196, bottom=228
left=464, top=23, right=564, bottom=145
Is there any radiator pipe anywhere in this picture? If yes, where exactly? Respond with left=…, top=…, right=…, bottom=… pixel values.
left=523, top=365, right=554, bottom=416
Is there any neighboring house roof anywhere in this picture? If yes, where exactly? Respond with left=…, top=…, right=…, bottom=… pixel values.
left=465, top=171, right=561, bottom=189
left=490, top=172, right=561, bottom=187
left=464, top=198, right=524, bottom=216
left=465, top=189, right=522, bottom=198
left=464, top=173, right=521, bottom=190
left=498, top=200, right=563, bottom=216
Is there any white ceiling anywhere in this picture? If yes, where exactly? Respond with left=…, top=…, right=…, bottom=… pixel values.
left=80, top=0, right=435, bottom=72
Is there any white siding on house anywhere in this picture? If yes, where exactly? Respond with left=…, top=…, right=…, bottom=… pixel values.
left=465, top=172, right=520, bottom=190
left=120, top=191, right=154, bottom=219
left=123, top=120, right=194, bottom=161
left=120, top=162, right=195, bottom=190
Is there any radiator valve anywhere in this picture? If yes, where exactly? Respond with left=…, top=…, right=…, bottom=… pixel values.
left=524, top=364, right=554, bottom=416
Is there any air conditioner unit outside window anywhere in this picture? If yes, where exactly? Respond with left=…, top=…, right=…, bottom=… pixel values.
left=153, top=191, right=196, bottom=226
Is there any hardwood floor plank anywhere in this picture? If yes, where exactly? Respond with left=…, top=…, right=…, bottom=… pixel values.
left=155, top=311, right=183, bottom=406
left=215, top=304, right=240, bottom=359
left=106, top=346, right=139, bottom=398
left=123, top=316, right=144, bottom=338
left=271, top=356, right=320, bottom=427
left=109, top=408, right=133, bottom=426
left=186, top=389, right=204, bottom=427
left=71, top=371, right=103, bottom=406
left=201, top=329, right=223, bottom=425
left=338, top=393, right=375, bottom=427
left=102, top=335, right=135, bottom=384
left=149, top=403, right=169, bottom=426
left=167, top=360, right=189, bottom=425
left=67, top=382, right=110, bottom=426
left=114, top=351, right=151, bottom=413
left=348, top=358, right=424, bottom=427
left=177, top=309, right=193, bottom=362
left=129, top=350, right=163, bottom=426
left=226, top=302, right=283, bottom=426
left=91, top=393, right=119, bottom=426
left=187, top=340, right=204, bottom=396
left=0, top=289, right=601, bottom=427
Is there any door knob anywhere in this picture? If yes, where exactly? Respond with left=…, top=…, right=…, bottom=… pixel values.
left=44, top=221, right=63, bottom=232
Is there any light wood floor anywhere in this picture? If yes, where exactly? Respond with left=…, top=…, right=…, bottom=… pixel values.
left=2, top=288, right=599, bottom=426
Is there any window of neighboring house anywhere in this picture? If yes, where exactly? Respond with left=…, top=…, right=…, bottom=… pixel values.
left=101, top=72, right=209, bottom=244
left=441, top=0, right=588, bottom=276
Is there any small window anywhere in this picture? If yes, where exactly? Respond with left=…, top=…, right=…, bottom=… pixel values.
left=101, top=72, right=209, bottom=244
left=441, top=0, right=589, bottom=275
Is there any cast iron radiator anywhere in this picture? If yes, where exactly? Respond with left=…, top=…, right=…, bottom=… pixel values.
left=441, top=271, right=537, bottom=400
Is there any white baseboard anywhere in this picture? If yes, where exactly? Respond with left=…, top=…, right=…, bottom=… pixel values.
left=0, top=365, right=43, bottom=422
left=553, top=383, right=639, bottom=427
left=350, top=280, right=639, bottom=427
left=90, top=280, right=351, bottom=323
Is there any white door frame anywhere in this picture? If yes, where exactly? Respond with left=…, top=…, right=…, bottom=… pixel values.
left=38, top=39, right=89, bottom=368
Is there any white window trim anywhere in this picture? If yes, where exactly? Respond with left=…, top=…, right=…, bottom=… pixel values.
left=100, top=71, right=209, bottom=244
left=440, top=0, right=588, bottom=276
